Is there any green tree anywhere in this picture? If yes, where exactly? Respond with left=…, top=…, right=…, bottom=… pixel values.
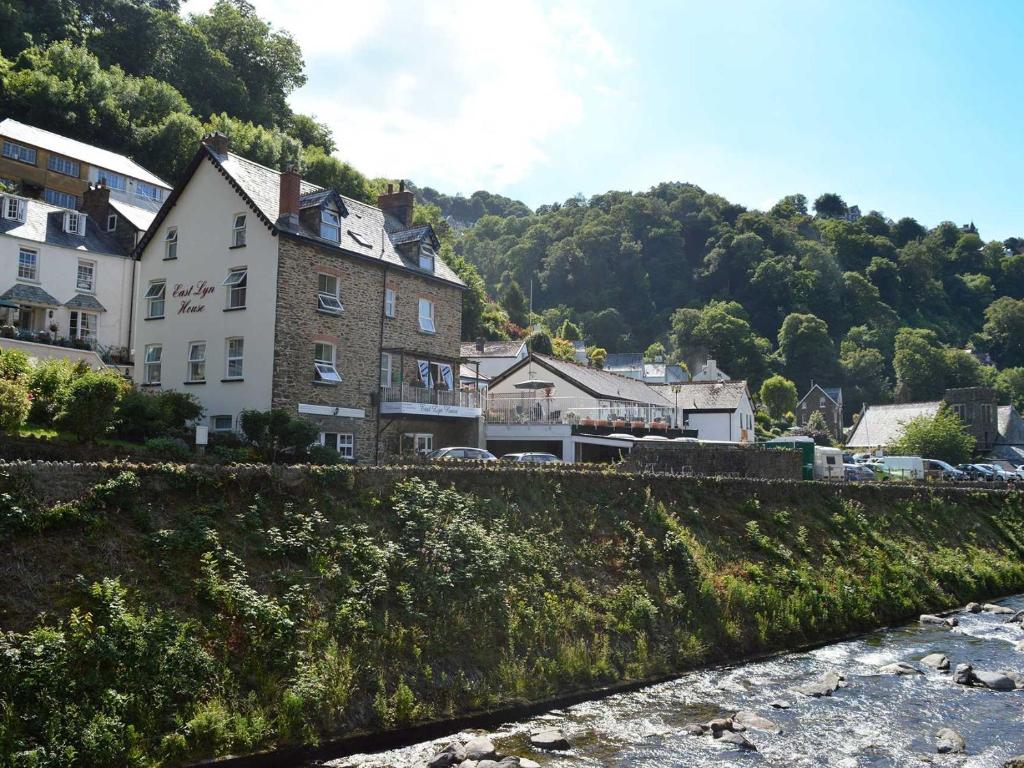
left=527, top=327, right=553, bottom=355
left=301, top=145, right=372, bottom=202
left=588, top=346, right=607, bottom=369
left=995, top=367, right=1024, bottom=411
left=669, top=301, right=771, bottom=386
left=551, top=337, right=576, bottom=362
left=0, top=349, right=30, bottom=382
left=892, top=328, right=948, bottom=401
left=759, top=375, right=798, bottom=419
left=983, top=296, right=1024, bottom=367
left=0, top=379, right=30, bottom=433
left=239, top=409, right=318, bottom=463
left=499, top=273, right=529, bottom=329
left=57, top=371, right=127, bottom=441
left=813, top=193, right=848, bottom=219
left=777, top=312, right=838, bottom=390
left=644, top=341, right=666, bottom=362
left=557, top=320, right=582, bottom=342
left=888, top=406, right=976, bottom=464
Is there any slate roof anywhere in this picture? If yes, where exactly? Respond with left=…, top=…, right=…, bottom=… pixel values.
left=65, top=293, right=106, bottom=312
left=992, top=405, right=1024, bottom=463
left=0, top=283, right=60, bottom=306
left=799, top=384, right=843, bottom=407
left=144, top=147, right=464, bottom=288
left=649, top=381, right=750, bottom=411
left=494, top=354, right=672, bottom=405
left=108, top=198, right=158, bottom=232
left=0, top=196, right=128, bottom=257
left=845, top=401, right=941, bottom=449
left=460, top=341, right=527, bottom=358
left=605, top=353, right=644, bottom=369
left=0, top=119, right=169, bottom=189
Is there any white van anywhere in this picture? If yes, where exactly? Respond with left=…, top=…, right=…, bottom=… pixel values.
left=814, top=446, right=844, bottom=481
left=875, top=455, right=925, bottom=481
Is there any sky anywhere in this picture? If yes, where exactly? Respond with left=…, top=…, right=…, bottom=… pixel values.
left=185, top=0, right=1024, bottom=239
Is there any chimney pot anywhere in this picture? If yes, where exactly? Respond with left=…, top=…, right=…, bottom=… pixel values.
left=278, top=165, right=301, bottom=228
left=399, top=180, right=405, bottom=192
left=201, top=131, right=230, bottom=156
left=377, top=183, right=416, bottom=227
left=387, top=183, right=394, bottom=194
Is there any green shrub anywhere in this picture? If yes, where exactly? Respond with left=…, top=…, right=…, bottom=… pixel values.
left=307, top=445, right=344, bottom=465
left=239, top=409, right=318, bottom=463
left=57, top=371, right=128, bottom=441
left=0, top=379, right=30, bottom=433
left=116, top=390, right=204, bottom=442
left=158, top=391, right=204, bottom=434
left=144, top=436, right=192, bottom=460
left=0, top=348, right=30, bottom=382
left=26, top=358, right=82, bottom=426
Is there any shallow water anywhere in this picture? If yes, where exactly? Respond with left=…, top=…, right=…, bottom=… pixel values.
left=327, top=596, right=1024, bottom=767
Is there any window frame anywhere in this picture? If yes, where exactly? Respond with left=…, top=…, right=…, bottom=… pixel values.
left=316, top=273, right=343, bottom=314
left=69, top=310, right=97, bottom=343
left=419, top=242, right=436, bottom=272
left=97, top=169, right=127, bottom=192
left=223, top=267, right=247, bottom=310
left=135, top=181, right=163, bottom=202
left=143, top=344, right=162, bottom=385
left=2, top=140, right=36, bottom=165
left=225, top=337, right=244, bottom=380
left=231, top=213, right=247, bottom=248
left=320, top=432, right=355, bottom=460
left=418, top=298, right=436, bottom=333
left=145, top=280, right=166, bottom=319
left=320, top=209, right=341, bottom=241
left=76, top=259, right=96, bottom=293
left=45, top=188, right=79, bottom=209
left=380, top=352, right=397, bottom=389
left=4, top=196, right=26, bottom=222
left=17, top=247, right=38, bottom=281
left=63, top=211, right=86, bottom=236
left=384, top=287, right=396, bottom=318
left=106, top=213, right=117, bottom=232
left=47, top=154, right=80, bottom=177
left=187, top=341, right=207, bottom=384
left=210, top=415, right=234, bottom=432
left=314, top=342, right=342, bottom=383
left=164, top=227, right=178, bottom=260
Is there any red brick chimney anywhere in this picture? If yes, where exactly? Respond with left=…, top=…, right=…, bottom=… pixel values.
left=279, top=165, right=301, bottom=228
left=201, top=131, right=230, bottom=156
left=377, top=180, right=415, bottom=227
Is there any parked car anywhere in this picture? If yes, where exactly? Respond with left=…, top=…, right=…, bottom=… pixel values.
left=924, top=459, right=967, bottom=482
left=426, top=447, right=497, bottom=462
left=869, top=455, right=925, bottom=481
left=958, top=463, right=996, bottom=481
left=501, top=452, right=561, bottom=464
left=975, top=463, right=1017, bottom=483
left=813, top=446, right=844, bottom=480
left=863, top=460, right=893, bottom=480
left=851, top=453, right=875, bottom=464
left=844, top=463, right=876, bottom=482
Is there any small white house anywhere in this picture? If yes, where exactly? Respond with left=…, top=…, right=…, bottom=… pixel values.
left=0, top=193, right=134, bottom=353
left=650, top=381, right=756, bottom=442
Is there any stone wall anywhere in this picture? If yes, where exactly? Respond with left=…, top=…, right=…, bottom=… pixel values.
left=942, top=387, right=998, bottom=451
left=621, top=442, right=803, bottom=480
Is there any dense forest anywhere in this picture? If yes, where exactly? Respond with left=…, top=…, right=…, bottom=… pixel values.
left=2, top=1, right=1023, bottom=414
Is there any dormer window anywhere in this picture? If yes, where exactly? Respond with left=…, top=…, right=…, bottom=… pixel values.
left=419, top=243, right=436, bottom=272
left=320, top=209, right=340, bottom=241
left=63, top=211, right=86, bottom=236
left=3, top=196, right=26, bottom=222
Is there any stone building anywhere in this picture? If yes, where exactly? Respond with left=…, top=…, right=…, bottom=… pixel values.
left=132, top=134, right=480, bottom=462
left=797, top=384, right=843, bottom=438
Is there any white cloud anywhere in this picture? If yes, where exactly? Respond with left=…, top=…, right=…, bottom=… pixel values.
left=188, top=0, right=625, bottom=192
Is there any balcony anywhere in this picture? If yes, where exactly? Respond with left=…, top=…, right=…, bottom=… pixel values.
left=486, top=394, right=680, bottom=430
left=379, top=384, right=482, bottom=418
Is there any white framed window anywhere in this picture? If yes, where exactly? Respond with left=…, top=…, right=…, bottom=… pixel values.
left=69, top=311, right=97, bottom=342
left=320, top=432, right=354, bottom=459
left=97, top=169, right=126, bottom=192
left=63, top=211, right=86, bottom=236
left=164, top=227, right=177, bottom=260
left=231, top=214, right=246, bottom=247
left=405, top=433, right=433, bottom=454
left=106, top=213, right=117, bottom=231
left=4, top=196, right=26, bottom=222
left=316, top=273, right=343, bottom=313
left=384, top=288, right=396, bottom=317
left=47, top=154, right=80, bottom=177
left=143, top=344, right=162, bottom=385
left=320, top=209, right=340, bottom=241
left=223, top=267, right=247, bottom=309
left=211, top=415, right=234, bottom=432
left=418, top=298, right=435, bottom=333
left=46, top=189, right=79, bottom=209
left=145, top=280, right=165, bottom=318
left=135, top=181, right=163, bottom=202
left=2, top=141, right=36, bottom=164
left=225, top=337, right=244, bottom=380
left=187, top=341, right=207, bottom=383
left=419, top=243, right=436, bottom=272
left=314, top=342, right=342, bottom=383
left=17, top=247, right=37, bottom=281
left=76, top=259, right=95, bottom=292
left=380, top=352, right=396, bottom=388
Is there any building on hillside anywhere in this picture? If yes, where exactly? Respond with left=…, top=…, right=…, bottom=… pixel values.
left=460, top=338, right=527, bottom=379
left=0, top=119, right=169, bottom=233
left=0, top=191, right=133, bottom=354
left=649, top=381, right=755, bottom=443
left=484, top=353, right=688, bottom=461
left=689, top=358, right=730, bottom=382
left=131, top=133, right=480, bottom=462
left=797, top=384, right=843, bottom=438
left=603, top=352, right=687, bottom=384
left=846, top=387, right=999, bottom=453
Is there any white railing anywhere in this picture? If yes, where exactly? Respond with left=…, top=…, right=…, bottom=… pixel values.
left=380, top=384, right=482, bottom=410
left=486, top=393, right=676, bottom=427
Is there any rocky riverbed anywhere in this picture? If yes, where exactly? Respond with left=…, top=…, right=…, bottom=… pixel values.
left=322, top=596, right=1024, bottom=768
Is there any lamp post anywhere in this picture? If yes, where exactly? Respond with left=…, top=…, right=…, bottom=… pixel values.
left=672, top=384, right=682, bottom=429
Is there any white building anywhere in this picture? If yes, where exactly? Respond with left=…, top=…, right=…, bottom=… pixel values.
left=0, top=192, right=134, bottom=353
left=650, top=381, right=755, bottom=443
left=460, top=339, right=528, bottom=379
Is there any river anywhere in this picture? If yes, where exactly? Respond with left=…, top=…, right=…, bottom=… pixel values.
left=324, top=596, right=1024, bottom=767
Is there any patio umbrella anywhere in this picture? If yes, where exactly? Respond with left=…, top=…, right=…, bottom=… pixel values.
left=514, top=378, right=555, bottom=390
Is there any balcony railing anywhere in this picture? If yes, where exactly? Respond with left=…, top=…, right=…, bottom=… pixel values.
left=486, top=393, right=677, bottom=428
left=379, top=384, right=482, bottom=417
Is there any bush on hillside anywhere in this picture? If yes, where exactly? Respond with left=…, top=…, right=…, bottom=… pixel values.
left=888, top=405, right=976, bottom=464
left=0, top=349, right=30, bottom=382
left=115, top=390, right=205, bottom=442
left=240, top=409, right=319, bottom=463
left=26, top=358, right=84, bottom=426
left=57, top=371, right=128, bottom=441
left=0, top=379, right=30, bottom=433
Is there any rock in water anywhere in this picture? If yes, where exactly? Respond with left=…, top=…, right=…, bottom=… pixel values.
left=936, top=727, right=966, bottom=754
left=965, top=602, right=982, bottom=613
left=519, top=760, right=541, bottom=768
left=921, top=653, right=950, bottom=671
left=715, top=730, right=757, bottom=751
left=428, top=742, right=467, bottom=768
left=706, top=717, right=739, bottom=734
left=878, top=661, right=922, bottom=675
left=529, top=728, right=571, bottom=751
left=733, top=710, right=782, bottom=734
left=681, top=723, right=706, bottom=736
left=769, top=699, right=791, bottom=709
left=1007, top=610, right=1024, bottom=624
left=476, top=761, right=499, bottom=768
left=920, top=614, right=958, bottom=627
left=983, top=603, right=1015, bottom=615
left=795, top=670, right=846, bottom=697
left=954, top=663, right=975, bottom=685
left=495, top=759, right=520, bottom=768
left=1004, top=757, right=1024, bottom=768
left=464, top=737, right=498, bottom=761
left=1016, top=640, right=1024, bottom=652
left=972, top=670, right=1017, bottom=691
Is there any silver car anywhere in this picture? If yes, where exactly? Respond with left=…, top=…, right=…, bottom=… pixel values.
left=426, top=447, right=497, bottom=462
left=501, top=452, right=561, bottom=464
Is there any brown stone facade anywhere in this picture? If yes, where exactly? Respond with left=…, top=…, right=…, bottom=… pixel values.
left=271, top=234, right=478, bottom=464
left=0, top=144, right=86, bottom=203
left=797, top=385, right=843, bottom=438
left=942, top=387, right=998, bottom=451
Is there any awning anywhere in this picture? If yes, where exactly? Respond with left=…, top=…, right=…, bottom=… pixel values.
left=0, top=284, right=60, bottom=307
left=65, top=293, right=107, bottom=312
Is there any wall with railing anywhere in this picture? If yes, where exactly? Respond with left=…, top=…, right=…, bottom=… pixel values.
left=486, top=393, right=676, bottom=427
left=380, top=383, right=481, bottom=410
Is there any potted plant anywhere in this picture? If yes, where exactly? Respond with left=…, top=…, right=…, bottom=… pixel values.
left=580, top=415, right=595, bottom=427
left=631, top=417, right=645, bottom=429
left=612, top=416, right=626, bottom=429
left=48, top=322, right=59, bottom=335
left=651, top=419, right=668, bottom=431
